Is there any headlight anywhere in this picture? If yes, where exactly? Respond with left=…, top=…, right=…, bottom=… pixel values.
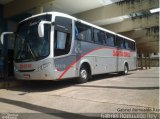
left=37, top=62, right=51, bottom=71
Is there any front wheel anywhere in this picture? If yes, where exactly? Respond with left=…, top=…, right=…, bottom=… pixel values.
left=77, top=66, right=89, bottom=83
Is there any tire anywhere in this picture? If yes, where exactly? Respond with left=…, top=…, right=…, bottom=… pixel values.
left=123, top=64, right=129, bottom=75
left=77, top=66, right=89, bottom=83
left=119, top=64, right=129, bottom=75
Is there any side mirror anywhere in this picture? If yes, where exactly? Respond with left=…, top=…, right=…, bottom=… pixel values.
left=38, top=21, right=51, bottom=38
left=0, top=32, right=14, bottom=45
left=38, top=21, right=45, bottom=38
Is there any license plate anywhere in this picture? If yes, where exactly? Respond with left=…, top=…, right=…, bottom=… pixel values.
left=23, top=74, right=30, bottom=79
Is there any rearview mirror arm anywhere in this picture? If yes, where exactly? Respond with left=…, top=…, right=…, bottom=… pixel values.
left=0, top=32, right=14, bottom=45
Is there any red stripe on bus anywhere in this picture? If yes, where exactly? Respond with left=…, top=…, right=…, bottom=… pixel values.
left=58, top=47, right=132, bottom=79
left=57, top=47, right=114, bottom=80
left=58, top=48, right=107, bottom=79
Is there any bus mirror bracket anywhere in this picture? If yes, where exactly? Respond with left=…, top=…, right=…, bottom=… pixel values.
left=0, top=32, right=14, bottom=45
left=38, top=21, right=51, bottom=38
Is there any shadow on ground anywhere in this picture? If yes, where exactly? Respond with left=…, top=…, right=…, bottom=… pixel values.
left=0, top=97, right=98, bottom=119
left=7, top=73, right=132, bottom=93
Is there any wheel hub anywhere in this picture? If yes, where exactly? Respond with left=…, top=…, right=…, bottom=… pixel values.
left=81, top=70, right=87, bottom=79
left=124, top=66, right=128, bottom=74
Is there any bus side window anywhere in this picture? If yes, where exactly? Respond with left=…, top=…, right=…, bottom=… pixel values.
left=124, top=40, right=130, bottom=50
left=116, top=36, right=124, bottom=49
left=105, top=33, right=115, bottom=47
left=75, top=22, right=92, bottom=43
left=94, top=29, right=106, bottom=45
left=129, top=41, right=136, bottom=51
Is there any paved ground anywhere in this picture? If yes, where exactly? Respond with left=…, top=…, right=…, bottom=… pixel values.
left=0, top=68, right=159, bottom=119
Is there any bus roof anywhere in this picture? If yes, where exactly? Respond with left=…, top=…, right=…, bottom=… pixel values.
left=20, top=12, right=135, bottom=42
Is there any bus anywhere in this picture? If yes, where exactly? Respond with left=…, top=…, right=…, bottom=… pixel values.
left=1, top=12, right=137, bottom=83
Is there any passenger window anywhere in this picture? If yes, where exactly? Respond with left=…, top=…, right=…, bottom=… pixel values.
left=94, top=29, right=106, bottom=45
left=124, top=40, right=130, bottom=50
left=129, top=41, right=136, bottom=51
left=116, top=37, right=124, bottom=49
left=75, top=22, right=92, bottom=42
left=105, top=33, right=115, bottom=47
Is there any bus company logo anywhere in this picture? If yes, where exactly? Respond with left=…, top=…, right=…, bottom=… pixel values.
left=19, top=64, right=32, bottom=69
left=113, top=50, right=131, bottom=57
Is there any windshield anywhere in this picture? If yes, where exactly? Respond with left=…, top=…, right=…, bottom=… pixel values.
left=14, top=15, right=51, bottom=62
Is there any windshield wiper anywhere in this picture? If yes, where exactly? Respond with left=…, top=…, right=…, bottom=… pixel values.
left=15, top=34, right=25, bottom=60
left=15, top=34, right=38, bottom=61
left=27, top=43, right=38, bottom=61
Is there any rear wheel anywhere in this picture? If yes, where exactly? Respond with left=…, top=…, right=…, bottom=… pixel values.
left=119, top=64, right=129, bottom=75
left=123, top=64, right=129, bottom=75
left=77, top=66, right=89, bottom=83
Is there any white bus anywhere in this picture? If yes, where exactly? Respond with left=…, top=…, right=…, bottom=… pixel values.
left=1, top=12, right=137, bottom=83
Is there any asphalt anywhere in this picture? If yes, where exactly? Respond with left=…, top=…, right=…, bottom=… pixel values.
left=0, top=67, right=159, bottom=119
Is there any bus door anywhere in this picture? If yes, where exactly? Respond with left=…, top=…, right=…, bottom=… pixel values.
left=54, top=17, right=74, bottom=78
